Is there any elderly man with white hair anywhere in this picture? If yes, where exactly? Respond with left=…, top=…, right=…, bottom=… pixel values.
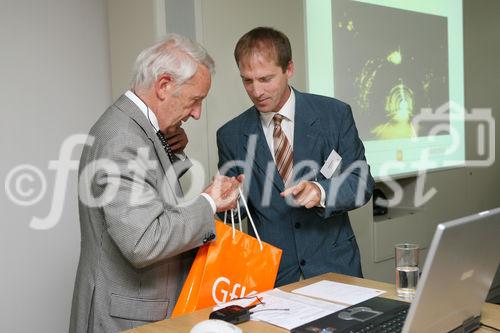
left=70, top=34, right=243, bottom=333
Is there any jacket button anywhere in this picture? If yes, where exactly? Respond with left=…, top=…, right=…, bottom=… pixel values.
left=300, top=259, right=306, bottom=266
left=295, top=222, right=301, bottom=229
left=203, top=233, right=215, bottom=243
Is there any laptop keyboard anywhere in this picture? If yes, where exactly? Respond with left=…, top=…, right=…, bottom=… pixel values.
left=351, top=308, right=408, bottom=333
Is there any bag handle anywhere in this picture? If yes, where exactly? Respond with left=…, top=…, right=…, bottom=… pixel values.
left=223, top=188, right=263, bottom=251
left=224, top=203, right=241, bottom=239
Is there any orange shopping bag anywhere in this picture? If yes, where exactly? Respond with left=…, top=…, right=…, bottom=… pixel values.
left=172, top=188, right=282, bottom=317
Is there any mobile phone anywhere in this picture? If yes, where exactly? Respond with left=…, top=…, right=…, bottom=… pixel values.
left=209, top=305, right=250, bottom=324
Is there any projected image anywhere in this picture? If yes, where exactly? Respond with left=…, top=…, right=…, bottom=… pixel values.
left=332, top=1, right=450, bottom=141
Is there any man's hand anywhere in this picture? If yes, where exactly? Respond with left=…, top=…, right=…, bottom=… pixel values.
left=204, top=174, right=244, bottom=212
left=281, top=180, right=321, bottom=209
left=165, top=124, right=188, bottom=153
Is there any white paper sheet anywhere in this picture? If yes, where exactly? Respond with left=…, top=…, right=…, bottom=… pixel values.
left=213, top=288, right=345, bottom=330
left=292, top=280, right=386, bottom=305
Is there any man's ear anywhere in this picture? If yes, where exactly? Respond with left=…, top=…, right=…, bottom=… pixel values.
left=155, top=74, right=174, bottom=100
left=286, top=60, right=295, bottom=79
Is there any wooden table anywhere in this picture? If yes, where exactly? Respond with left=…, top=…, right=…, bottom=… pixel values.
left=124, top=273, right=500, bottom=332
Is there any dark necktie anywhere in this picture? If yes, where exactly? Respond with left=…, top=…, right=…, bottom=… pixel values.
left=156, top=130, right=191, bottom=182
left=156, top=131, right=176, bottom=163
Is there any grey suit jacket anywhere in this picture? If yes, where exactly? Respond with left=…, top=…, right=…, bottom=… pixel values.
left=70, top=95, right=215, bottom=332
left=217, top=89, right=374, bottom=287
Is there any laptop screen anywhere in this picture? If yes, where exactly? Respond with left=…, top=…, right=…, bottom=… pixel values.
left=402, top=207, right=500, bottom=333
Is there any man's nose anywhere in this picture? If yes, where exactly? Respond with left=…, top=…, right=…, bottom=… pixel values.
left=251, top=82, right=264, bottom=98
left=190, top=106, right=202, bottom=120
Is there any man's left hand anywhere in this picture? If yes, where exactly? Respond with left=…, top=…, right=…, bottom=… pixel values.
left=165, top=125, right=188, bottom=153
left=281, top=181, right=321, bottom=208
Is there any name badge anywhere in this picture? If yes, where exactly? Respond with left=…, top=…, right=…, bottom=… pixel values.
left=320, top=148, right=342, bottom=179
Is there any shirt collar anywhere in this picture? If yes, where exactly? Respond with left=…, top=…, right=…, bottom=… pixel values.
left=125, top=90, right=160, bottom=131
left=259, top=87, right=295, bottom=128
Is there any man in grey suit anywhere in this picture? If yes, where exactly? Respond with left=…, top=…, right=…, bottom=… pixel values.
left=217, top=27, right=374, bottom=287
left=70, top=34, right=243, bottom=332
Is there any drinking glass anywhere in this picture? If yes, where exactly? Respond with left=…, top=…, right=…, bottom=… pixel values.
left=395, top=243, right=419, bottom=299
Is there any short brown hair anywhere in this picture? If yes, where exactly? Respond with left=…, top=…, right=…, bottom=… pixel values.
left=234, top=27, right=292, bottom=72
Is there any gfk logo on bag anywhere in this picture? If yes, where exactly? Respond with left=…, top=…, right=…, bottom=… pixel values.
left=212, top=276, right=257, bottom=304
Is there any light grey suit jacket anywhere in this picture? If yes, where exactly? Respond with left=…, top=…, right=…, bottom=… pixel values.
left=69, top=95, right=215, bottom=332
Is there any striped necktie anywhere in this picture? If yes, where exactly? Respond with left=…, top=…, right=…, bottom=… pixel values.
left=273, top=114, right=293, bottom=185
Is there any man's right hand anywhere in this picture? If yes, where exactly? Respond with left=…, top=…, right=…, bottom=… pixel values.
left=165, top=124, right=188, bottom=154
left=204, top=174, right=244, bottom=212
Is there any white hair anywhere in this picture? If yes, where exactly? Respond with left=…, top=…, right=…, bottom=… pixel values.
left=130, top=33, right=215, bottom=91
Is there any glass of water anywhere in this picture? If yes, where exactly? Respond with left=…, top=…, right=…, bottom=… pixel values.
left=395, top=243, right=419, bottom=300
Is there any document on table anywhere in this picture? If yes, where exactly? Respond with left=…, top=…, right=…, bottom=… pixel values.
left=213, top=288, right=346, bottom=330
left=292, top=280, right=386, bottom=305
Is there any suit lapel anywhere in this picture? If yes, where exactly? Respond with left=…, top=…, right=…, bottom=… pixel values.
left=114, top=95, right=180, bottom=202
left=242, top=108, right=285, bottom=192
left=293, top=89, right=321, bottom=180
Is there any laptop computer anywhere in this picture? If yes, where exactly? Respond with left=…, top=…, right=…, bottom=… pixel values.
left=292, top=207, right=500, bottom=333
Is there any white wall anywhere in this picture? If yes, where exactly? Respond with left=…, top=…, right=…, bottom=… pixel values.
left=107, top=0, right=165, bottom=99
left=0, top=0, right=111, bottom=331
